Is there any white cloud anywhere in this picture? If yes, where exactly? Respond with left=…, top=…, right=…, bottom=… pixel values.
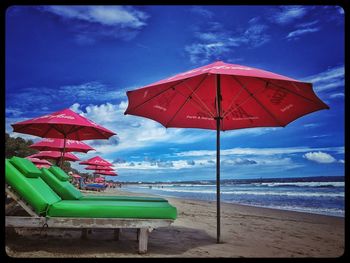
left=303, top=151, right=337, bottom=163
left=286, top=27, right=320, bottom=40
left=41, top=6, right=148, bottom=28
left=185, top=18, right=270, bottom=64
left=190, top=6, right=213, bottom=18
left=303, top=65, right=344, bottom=94
left=329, top=93, right=344, bottom=99
left=176, top=146, right=344, bottom=157
left=271, top=6, right=308, bottom=25
left=70, top=101, right=212, bottom=153
left=39, top=6, right=149, bottom=43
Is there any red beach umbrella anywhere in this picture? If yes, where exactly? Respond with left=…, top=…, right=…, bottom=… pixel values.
left=93, top=170, right=117, bottom=176
left=35, top=164, right=51, bottom=169
left=72, top=174, right=82, bottom=178
left=30, top=138, right=95, bottom=153
left=26, top=157, right=52, bottom=166
left=124, top=60, right=329, bottom=243
left=79, top=156, right=113, bottom=166
left=94, top=177, right=105, bottom=183
left=28, top=151, right=80, bottom=162
left=11, top=108, right=116, bottom=167
left=85, top=165, right=114, bottom=171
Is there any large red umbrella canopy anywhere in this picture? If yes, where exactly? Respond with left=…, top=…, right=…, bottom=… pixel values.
left=124, top=60, right=329, bottom=243
left=11, top=108, right=116, bottom=167
left=29, top=138, right=95, bottom=153
left=28, top=151, right=80, bottom=162
left=79, top=156, right=113, bottom=166
left=26, top=157, right=52, bottom=166
left=93, top=170, right=117, bottom=176
left=85, top=165, right=114, bottom=171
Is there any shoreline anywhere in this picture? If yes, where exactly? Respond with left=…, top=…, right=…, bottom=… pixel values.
left=6, top=188, right=344, bottom=258
left=109, top=187, right=345, bottom=218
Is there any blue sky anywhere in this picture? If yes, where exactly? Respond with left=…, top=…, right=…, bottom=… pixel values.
left=5, top=5, right=344, bottom=182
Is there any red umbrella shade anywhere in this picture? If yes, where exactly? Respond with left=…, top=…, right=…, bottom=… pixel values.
left=85, top=165, right=114, bottom=171
left=12, top=108, right=115, bottom=167
left=35, top=164, right=51, bottom=169
left=26, top=157, right=52, bottom=166
left=94, top=177, right=105, bottom=182
left=12, top=108, right=116, bottom=140
left=93, top=170, right=117, bottom=176
left=79, top=156, right=113, bottom=166
left=124, top=60, right=329, bottom=243
left=28, top=151, right=80, bottom=162
left=72, top=174, right=82, bottom=178
left=30, top=138, right=95, bottom=153
left=125, top=61, right=328, bottom=130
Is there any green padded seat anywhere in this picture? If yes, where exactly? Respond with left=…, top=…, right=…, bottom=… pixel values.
left=47, top=200, right=177, bottom=219
left=5, top=159, right=61, bottom=215
left=42, top=168, right=168, bottom=202
left=49, top=166, right=70, bottom=181
left=10, top=156, right=42, bottom=178
left=41, top=168, right=83, bottom=200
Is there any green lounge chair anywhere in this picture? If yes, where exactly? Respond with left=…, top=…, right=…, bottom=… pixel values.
left=38, top=164, right=167, bottom=202
left=5, top=157, right=177, bottom=253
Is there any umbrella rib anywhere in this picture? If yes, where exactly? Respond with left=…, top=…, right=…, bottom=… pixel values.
left=231, top=76, right=284, bottom=126
left=126, top=79, right=189, bottom=113
left=253, top=77, right=320, bottom=104
left=222, top=82, right=246, bottom=119
left=165, top=74, right=210, bottom=127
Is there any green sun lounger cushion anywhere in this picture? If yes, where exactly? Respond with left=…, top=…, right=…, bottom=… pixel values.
left=40, top=167, right=168, bottom=202
left=5, top=159, right=61, bottom=215
left=49, top=166, right=70, bottom=181
left=40, top=168, right=83, bottom=200
left=47, top=200, right=177, bottom=219
left=9, top=156, right=41, bottom=178
left=80, top=195, right=168, bottom=202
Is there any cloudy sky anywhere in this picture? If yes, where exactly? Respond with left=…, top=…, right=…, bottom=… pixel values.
left=6, top=5, right=344, bottom=182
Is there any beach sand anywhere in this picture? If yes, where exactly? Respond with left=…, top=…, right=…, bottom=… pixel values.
left=6, top=188, right=344, bottom=258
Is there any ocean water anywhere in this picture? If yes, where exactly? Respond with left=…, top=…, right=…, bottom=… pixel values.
left=120, top=180, right=345, bottom=217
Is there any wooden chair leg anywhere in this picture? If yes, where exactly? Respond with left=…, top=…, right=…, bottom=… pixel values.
left=114, top=229, right=120, bottom=241
left=138, top=228, right=150, bottom=254
left=81, top=229, right=88, bottom=239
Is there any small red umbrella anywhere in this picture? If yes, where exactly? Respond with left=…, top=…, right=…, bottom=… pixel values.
left=26, top=157, right=52, bottom=166
left=35, top=164, right=51, bottom=169
left=94, top=177, right=105, bottom=183
left=93, top=170, right=117, bottom=176
left=12, top=108, right=116, bottom=167
left=79, top=156, right=113, bottom=166
left=125, top=60, right=329, bottom=243
left=71, top=174, right=82, bottom=178
left=30, top=138, right=95, bottom=153
left=28, top=151, right=80, bottom=162
left=84, top=165, right=114, bottom=171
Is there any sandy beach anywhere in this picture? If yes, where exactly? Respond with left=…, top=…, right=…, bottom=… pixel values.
left=6, top=188, right=344, bottom=258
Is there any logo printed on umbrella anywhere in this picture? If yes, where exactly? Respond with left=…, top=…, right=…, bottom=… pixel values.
left=34, top=114, right=75, bottom=120
left=226, top=104, right=258, bottom=122
left=154, top=105, right=167, bottom=111
left=281, top=104, right=294, bottom=112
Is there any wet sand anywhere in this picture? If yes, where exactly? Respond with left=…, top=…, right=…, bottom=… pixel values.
left=5, top=188, right=344, bottom=258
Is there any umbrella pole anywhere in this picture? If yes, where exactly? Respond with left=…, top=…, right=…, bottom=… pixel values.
left=216, top=117, right=221, bottom=244
left=60, top=136, right=67, bottom=168
left=216, top=74, right=222, bottom=244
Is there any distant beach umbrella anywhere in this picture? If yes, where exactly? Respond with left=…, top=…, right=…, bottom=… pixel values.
left=28, top=151, right=80, bottom=162
left=93, top=170, right=117, bottom=176
left=30, top=138, right=95, bottom=153
left=35, top=164, right=51, bottom=169
left=85, top=165, right=114, bottom=171
left=12, top=108, right=116, bottom=167
left=124, top=60, right=329, bottom=243
left=79, top=156, right=113, bottom=166
left=26, top=157, right=52, bottom=166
